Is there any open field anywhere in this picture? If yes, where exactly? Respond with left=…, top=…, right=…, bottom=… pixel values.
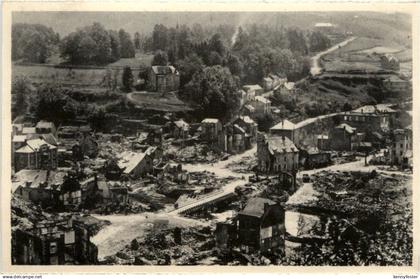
left=127, top=91, right=193, bottom=112
left=321, top=36, right=411, bottom=73
left=13, top=64, right=145, bottom=90
left=108, top=52, right=153, bottom=68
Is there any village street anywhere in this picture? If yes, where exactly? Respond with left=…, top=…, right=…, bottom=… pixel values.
left=90, top=143, right=410, bottom=261
left=91, top=146, right=256, bottom=260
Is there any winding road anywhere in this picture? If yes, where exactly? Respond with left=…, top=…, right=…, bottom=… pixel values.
left=310, top=36, right=356, bottom=76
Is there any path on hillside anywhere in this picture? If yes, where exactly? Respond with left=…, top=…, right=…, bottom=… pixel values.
left=310, top=36, right=356, bottom=76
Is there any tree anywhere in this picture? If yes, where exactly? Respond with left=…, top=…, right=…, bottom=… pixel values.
left=12, top=23, right=59, bottom=63
left=209, top=33, right=226, bottom=56
left=108, top=30, right=121, bottom=61
left=11, top=76, right=34, bottom=118
left=225, top=53, right=243, bottom=77
left=119, top=29, right=135, bottom=58
left=287, top=29, right=308, bottom=55
left=122, top=66, right=134, bottom=92
left=176, top=53, right=204, bottom=87
left=184, top=65, right=240, bottom=120
left=208, top=51, right=223, bottom=66
left=152, top=24, right=169, bottom=51
left=134, top=32, right=141, bottom=49
left=60, top=22, right=114, bottom=64
left=151, top=50, right=169, bottom=66
left=309, top=31, right=331, bottom=52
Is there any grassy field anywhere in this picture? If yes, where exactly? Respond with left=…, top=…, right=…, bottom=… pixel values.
left=322, top=36, right=411, bottom=73
left=127, top=91, right=193, bottom=112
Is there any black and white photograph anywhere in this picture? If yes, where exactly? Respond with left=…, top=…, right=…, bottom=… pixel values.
left=3, top=4, right=417, bottom=270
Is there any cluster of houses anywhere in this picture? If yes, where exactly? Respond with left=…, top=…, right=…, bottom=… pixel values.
left=256, top=103, right=412, bottom=176
left=12, top=204, right=100, bottom=265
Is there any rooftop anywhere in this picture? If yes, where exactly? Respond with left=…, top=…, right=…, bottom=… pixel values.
left=151, top=65, right=178, bottom=75
left=36, top=121, right=55, bottom=129
left=15, top=138, right=57, bottom=153
left=353, top=104, right=396, bottom=114
left=254, top=96, right=271, bottom=104
left=118, top=152, right=147, bottom=174
left=336, top=123, right=356, bottom=134
left=270, top=119, right=296, bottom=131
left=243, top=84, right=263, bottom=91
left=267, top=135, right=298, bottom=154
left=201, top=118, right=220, bottom=124
left=240, top=197, right=276, bottom=218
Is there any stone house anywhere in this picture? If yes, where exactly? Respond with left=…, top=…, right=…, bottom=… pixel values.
left=237, top=197, right=285, bottom=254
left=380, top=54, right=399, bottom=71
left=300, top=148, right=331, bottom=169
left=224, top=116, right=258, bottom=154
left=14, top=138, right=58, bottom=172
left=243, top=84, right=263, bottom=101
left=257, top=134, right=299, bottom=174
left=389, top=128, right=412, bottom=169
left=270, top=119, right=296, bottom=142
left=329, top=123, right=357, bottom=151
left=317, top=135, right=330, bottom=150
left=117, top=151, right=153, bottom=179
left=35, top=120, right=57, bottom=136
left=201, top=118, right=224, bottom=150
left=148, top=66, right=180, bottom=93
left=172, top=119, right=190, bottom=139
left=251, top=96, right=271, bottom=117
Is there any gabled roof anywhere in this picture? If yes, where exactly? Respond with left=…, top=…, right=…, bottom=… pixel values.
left=151, top=65, right=178, bottom=75
left=336, top=123, right=356, bottom=134
left=239, top=197, right=276, bottom=218
left=118, top=152, right=147, bottom=174
left=284, top=82, right=295, bottom=90
left=233, top=124, right=246, bottom=134
left=353, top=105, right=396, bottom=114
left=26, top=133, right=59, bottom=146
left=174, top=119, right=189, bottom=129
left=15, top=138, right=56, bottom=153
left=36, top=121, right=55, bottom=129
left=270, top=119, right=296, bottom=131
left=240, top=116, right=255, bottom=125
left=12, top=135, right=27, bottom=143
left=267, top=135, right=298, bottom=154
left=254, top=96, right=271, bottom=104
left=22, top=127, right=36, bottom=134
left=243, top=84, right=263, bottom=92
left=201, top=118, right=220, bottom=124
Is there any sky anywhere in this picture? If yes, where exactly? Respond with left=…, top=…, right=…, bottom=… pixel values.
left=12, top=11, right=410, bottom=38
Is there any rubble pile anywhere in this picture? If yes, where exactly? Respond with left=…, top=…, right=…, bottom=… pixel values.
left=307, top=170, right=411, bottom=219
left=165, top=144, right=224, bottom=164
left=225, top=155, right=257, bottom=174
left=104, top=225, right=217, bottom=265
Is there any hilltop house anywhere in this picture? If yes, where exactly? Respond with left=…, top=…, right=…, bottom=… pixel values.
left=148, top=66, right=180, bottom=93
left=380, top=54, right=399, bottom=71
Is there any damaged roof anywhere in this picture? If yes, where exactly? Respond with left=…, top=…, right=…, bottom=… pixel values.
left=267, top=135, right=298, bottom=154
left=240, top=197, right=276, bottom=218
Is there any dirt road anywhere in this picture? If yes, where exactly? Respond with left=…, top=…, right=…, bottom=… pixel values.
left=310, top=36, right=356, bottom=76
